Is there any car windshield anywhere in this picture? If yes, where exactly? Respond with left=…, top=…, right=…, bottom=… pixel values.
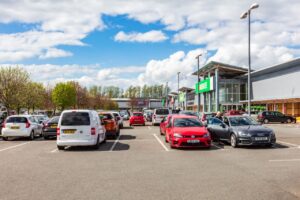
left=229, top=117, right=260, bottom=126
left=61, top=112, right=90, bottom=126
left=156, top=109, right=169, bottom=115
left=6, top=117, right=28, bottom=123
left=174, top=118, right=203, bottom=127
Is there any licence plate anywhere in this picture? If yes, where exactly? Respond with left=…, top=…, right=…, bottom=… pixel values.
left=187, top=140, right=200, bottom=143
left=63, top=129, right=76, bottom=134
left=10, top=126, right=20, bottom=129
left=50, top=125, right=57, bottom=128
left=254, top=137, right=268, bottom=141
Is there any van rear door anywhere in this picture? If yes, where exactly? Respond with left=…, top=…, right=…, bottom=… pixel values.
left=59, top=111, right=92, bottom=140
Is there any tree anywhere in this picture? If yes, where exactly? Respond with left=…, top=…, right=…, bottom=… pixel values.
left=52, top=82, right=76, bottom=111
left=24, top=82, right=46, bottom=112
left=0, top=66, right=30, bottom=113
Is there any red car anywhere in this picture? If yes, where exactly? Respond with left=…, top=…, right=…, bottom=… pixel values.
left=165, top=115, right=211, bottom=149
left=129, top=112, right=145, bottom=126
left=159, top=114, right=173, bottom=135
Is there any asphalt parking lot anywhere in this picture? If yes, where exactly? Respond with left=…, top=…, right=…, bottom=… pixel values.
left=0, top=123, right=300, bottom=200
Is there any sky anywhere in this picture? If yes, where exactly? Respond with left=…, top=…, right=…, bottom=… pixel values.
left=0, top=0, right=299, bottom=90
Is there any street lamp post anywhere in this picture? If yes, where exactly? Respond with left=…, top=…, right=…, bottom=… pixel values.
left=195, top=54, right=202, bottom=113
left=240, top=3, right=259, bottom=116
left=177, top=72, right=180, bottom=109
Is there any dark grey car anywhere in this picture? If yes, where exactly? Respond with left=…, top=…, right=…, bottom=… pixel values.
left=207, top=116, right=276, bottom=148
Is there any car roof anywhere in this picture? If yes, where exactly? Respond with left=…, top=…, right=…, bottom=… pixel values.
left=172, top=115, right=199, bottom=119
left=62, top=109, right=92, bottom=113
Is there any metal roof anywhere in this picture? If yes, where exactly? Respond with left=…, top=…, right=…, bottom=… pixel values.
left=178, top=87, right=194, bottom=92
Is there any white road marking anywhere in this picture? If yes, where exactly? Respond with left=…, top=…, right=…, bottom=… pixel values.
left=211, top=143, right=225, bottom=150
left=0, top=142, right=30, bottom=152
left=269, top=159, right=300, bottom=162
left=153, top=134, right=169, bottom=151
left=148, top=126, right=152, bottom=130
left=110, top=135, right=121, bottom=152
left=277, top=140, right=300, bottom=147
left=50, top=148, right=58, bottom=153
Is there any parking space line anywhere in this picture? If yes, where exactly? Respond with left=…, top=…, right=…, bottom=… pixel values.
left=211, top=143, right=225, bottom=150
left=0, top=142, right=30, bottom=152
left=269, top=159, right=300, bottom=162
left=153, top=134, right=169, bottom=151
left=50, top=148, right=58, bottom=153
left=277, top=140, right=300, bottom=147
left=110, top=135, right=121, bottom=152
left=148, top=126, right=152, bottom=130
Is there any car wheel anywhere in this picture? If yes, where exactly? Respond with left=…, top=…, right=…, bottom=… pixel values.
left=2, top=137, right=8, bottom=141
left=230, top=134, right=238, bottom=148
left=102, top=134, right=107, bottom=144
left=263, top=119, right=269, bottom=124
left=265, top=143, right=273, bottom=148
left=165, top=136, right=168, bottom=143
left=286, top=119, right=292, bottom=123
left=29, top=131, right=35, bottom=140
left=143, top=123, right=145, bottom=126
left=57, top=145, right=65, bottom=150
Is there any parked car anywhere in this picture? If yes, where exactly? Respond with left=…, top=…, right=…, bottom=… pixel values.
left=129, top=112, right=145, bottom=126
left=257, top=111, right=296, bottom=124
left=120, top=110, right=130, bottom=120
left=144, top=110, right=153, bottom=122
left=152, top=108, right=170, bottom=125
left=111, top=111, right=124, bottom=129
left=199, top=112, right=216, bottom=125
left=224, top=110, right=243, bottom=116
left=99, top=112, right=120, bottom=139
left=159, top=114, right=174, bottom=135
left=1, top=115, right=43, bottom=140
left=165, top=115, right=211, bottom=149
left=179, top=110, right=199, bottom=117
left=207, top=116, right=276, bottom=148
left=42, top=116, right=60, bottom=139
left=57, top=110, right=106, bottom=150
left=32, top=115, right=49, bottom=124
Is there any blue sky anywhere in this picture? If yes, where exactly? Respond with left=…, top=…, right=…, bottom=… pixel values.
left=0, top=1, right=299, bottom=89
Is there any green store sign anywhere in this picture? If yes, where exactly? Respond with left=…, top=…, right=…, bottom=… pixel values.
left=178, top=92, right=186, bottom=103
left=195, top=77, right=214, bottom=94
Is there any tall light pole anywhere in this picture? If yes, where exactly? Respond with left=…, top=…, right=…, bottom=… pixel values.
left=240, top=3, right=259, bottom=116
left=177, top=72, right=180, bottom=110
left=165, top=82, right=168, bottom=108
left=195, top=54, right=202, bottom=113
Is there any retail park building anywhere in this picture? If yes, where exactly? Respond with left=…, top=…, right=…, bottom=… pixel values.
left=176, top=58, right=300, bottom=117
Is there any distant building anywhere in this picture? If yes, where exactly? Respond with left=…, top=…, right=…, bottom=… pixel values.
left=111, top=98, right=163, bottom=110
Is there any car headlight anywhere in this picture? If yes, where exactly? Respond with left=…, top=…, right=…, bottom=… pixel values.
left=238, top=131, right=251, bottom=137
left=269, top=131, right=275, bottom=137
left=203, top=132, right=210, bottom=138
left=173, top=133, right=183, bottom=138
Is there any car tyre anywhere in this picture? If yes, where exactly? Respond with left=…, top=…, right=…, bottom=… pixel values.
left=286, top=119, right=292, bottom=123
left=29, top=131, right=35, bottom=140
left=57, top=145, right=64, bottom=150
left=2, top=137, right=8, bottom=141
left=263, top=119, right=269, bottom=124
left=230, top=134, right=238, bottom=148
left=102, top=134, right=107, bottom=144
left=92, top=136, right=100, bottom=150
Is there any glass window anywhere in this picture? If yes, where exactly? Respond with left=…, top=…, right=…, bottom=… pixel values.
left=155, top=109, right=169, bottom=115
left=6, top=117, right=28, bottom=123
left=174, top=118, right=203, bottom=127
left=61, top=112, right=90, bottom=126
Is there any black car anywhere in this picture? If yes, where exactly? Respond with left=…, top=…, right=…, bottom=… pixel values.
left=257, top=111, right=296, bottom=124
left=207, top=116, right=276, bottom=148
left=42, top=116, right=60, bottom=139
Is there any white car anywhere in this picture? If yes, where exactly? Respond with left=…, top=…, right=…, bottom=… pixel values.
left=152, top=108, right=170, bottom=125
left=57, top=110, right=106, bottom=150
left=1, top=115, right=42, bottom=140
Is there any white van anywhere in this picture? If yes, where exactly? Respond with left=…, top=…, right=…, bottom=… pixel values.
left=152, top=108, right=170, bottom=125
left=57, top=110, right=106, bottom=150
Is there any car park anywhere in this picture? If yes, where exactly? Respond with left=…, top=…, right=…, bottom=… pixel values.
left=257, top=111, right=296, bottom=124
left=99, top=112, right=120, bottom=139
left=207, top=116, right=276, bottom=148
left=1, top=115, right=43, bottom=140
left=42, top=116, right=60, bottom=139
left=129, top=112, right=145, bottom=126
left=152, top=108, right=170, bottom=125
left=111, top=111, right=124, bottom=129
left=57, top=110, right=106, bottom=150
left=165, top=115, right=211, bottom=149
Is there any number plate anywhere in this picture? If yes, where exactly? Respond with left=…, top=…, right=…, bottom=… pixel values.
left=187, top=140, right=200, bottom=143
left=10, top=126, right=20, bottom=129
left=50, top=125, right=57, bottom=128
left=254, top=137, right=268, bottom=141
left=63, top=129, right=76, bottom=134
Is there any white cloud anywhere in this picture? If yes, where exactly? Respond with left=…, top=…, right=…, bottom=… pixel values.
left=114, top=30, right=168, bottom=42
left=39, top=48, right=73, bottom=59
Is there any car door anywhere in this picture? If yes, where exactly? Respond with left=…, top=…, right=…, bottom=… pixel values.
left=29, top=117, right=40, bottom=135
left=165, top=117, right=173, bottom=141
left=275, top=112, right=285, bottom=123
left=207, top=118, right=225, bottom=141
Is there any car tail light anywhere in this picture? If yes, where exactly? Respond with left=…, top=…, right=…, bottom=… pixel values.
left=91, top=127, right=96, bottom=135
left=26, top=122, right=31, bottom=128
left=56, top=128, right=60, bottom=136
left=44, top=123, right=49, bottom=127
left=258, top=114, right=262, bottom=119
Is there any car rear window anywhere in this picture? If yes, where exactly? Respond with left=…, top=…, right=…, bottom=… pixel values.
left=48, top=116, right=60, bottom=123
left=61, top=112, right=90, bottom=126
left=100, top=114, right=113, bottom=120
left=6, top=117, right=28, bottom=123
left=133, top=113, right=143, bottom=117
left=156, top=109, right=169, bottom=115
